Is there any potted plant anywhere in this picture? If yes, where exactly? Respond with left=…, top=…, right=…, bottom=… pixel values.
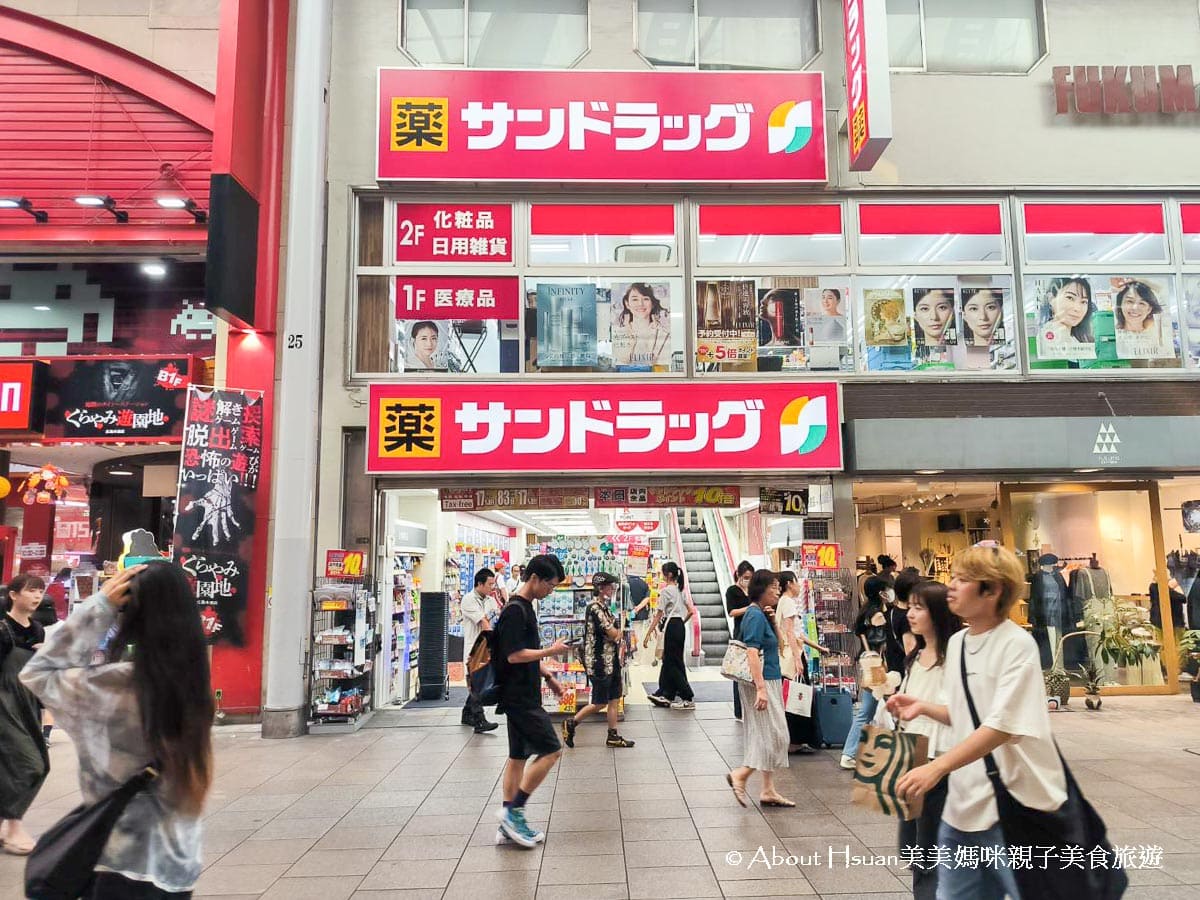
left=1179, top=630, right=1200, bottom=702
left=1085, top=600, right=1160, bottom=675
left=1076, top=658, right=1104, bottom=710
left=1046, top=631, right=1099, bottom=707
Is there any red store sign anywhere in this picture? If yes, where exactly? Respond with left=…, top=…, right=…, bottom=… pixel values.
left=0, top=361, right=46, bottom=433
left=843, top=0, right=893, bottom=172
left=377, top=69, right=827, bottom=183
left=395, top=203, right=513, bottom=263
left=367, top=382, right=842, bottom=475
left=395, top=276, right=521, bottom=321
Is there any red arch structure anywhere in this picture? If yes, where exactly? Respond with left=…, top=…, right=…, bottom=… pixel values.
left=0, top=7, right=214, bottom=245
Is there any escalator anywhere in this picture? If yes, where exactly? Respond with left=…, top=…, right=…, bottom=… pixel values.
left=675, top=510, right=730, bottom=665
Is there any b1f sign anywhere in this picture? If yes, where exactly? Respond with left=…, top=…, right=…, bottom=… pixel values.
left=844, top=0, right=893, bottom=171
left=377, top=69, right=827, bottom=183
left=0, top=361, right=47, bottom=433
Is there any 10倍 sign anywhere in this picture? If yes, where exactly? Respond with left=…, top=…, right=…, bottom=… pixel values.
left=367, top=382, right=842, bottom=475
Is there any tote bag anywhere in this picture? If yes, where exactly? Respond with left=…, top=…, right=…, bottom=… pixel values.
left=958, top=651, right=1128, bottom=900
left=25, top=767, right=158, bottom=900
left=784, top=678, right=814, bottom=716
left=720, top=640, right=754, bottom=683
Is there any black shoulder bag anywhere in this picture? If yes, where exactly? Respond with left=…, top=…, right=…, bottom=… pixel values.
left=958, top=649, right=1128, bottom=900
left=26, top=766, right=159, bottom=900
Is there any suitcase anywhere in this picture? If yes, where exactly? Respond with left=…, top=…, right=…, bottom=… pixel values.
left=812, top=688, right=854, bottom=748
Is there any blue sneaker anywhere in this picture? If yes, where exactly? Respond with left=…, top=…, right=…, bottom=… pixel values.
left=497, top=807, right=543, bottom=848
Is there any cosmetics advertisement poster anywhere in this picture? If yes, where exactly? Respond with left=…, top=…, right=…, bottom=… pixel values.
left=537, top=283, right=598, bottom=367
left=863, top=289, right=909, bottom=347
left=397, top=319, right=507, bottom=373
left=611, top=281, right=673, bottom=370
left=695, top=279, right=757, bottom=366
left=756, top=288, right=804, bottom=370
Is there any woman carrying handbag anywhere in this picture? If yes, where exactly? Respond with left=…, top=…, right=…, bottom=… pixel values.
left=22, top=563, right=214, bottom=898
left=891, top=546, right=1125, bottom=900
left=776, top=571, right=828, bottom=754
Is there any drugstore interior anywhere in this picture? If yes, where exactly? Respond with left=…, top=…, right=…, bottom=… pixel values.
left=309, top=480, right=861, bottom=728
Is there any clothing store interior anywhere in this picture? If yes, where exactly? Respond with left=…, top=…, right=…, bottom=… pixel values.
left=853, top=478, right=1200, bottom=691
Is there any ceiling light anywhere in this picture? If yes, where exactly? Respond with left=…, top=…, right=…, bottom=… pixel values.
left=0, top=197, right=48, bottom=222
left=915, top=469, right=944, bottom=475
left=108, top=469, right=134, bottom=476
left=1075, top=468, right=1101, bottom=474
left=74, top=195, right=128, bottom=223
left=530, top=242, right=572, bottom=252
left=141, top=262, right=167, bottom=277
left=33, top=305, right=50, bottom=311
left=155, top=196, right=207, bottom=224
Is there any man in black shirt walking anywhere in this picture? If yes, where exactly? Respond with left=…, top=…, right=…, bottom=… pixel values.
left=494, top=554, right=570, bottom=848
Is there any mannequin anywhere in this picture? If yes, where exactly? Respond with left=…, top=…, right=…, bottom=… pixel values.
left=1071, top=554, right=1113, bottom=678
left=1028, top=553, right=1074, bottom=669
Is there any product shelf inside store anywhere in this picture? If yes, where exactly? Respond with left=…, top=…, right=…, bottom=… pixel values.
left=310, top=580, right=376, bottom=730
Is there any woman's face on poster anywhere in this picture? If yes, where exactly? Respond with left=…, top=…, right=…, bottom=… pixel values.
left=1051, top=282, right=1090, bottom=327
left=626, top=287, right=654, bottom=321
left=821, top=289, right=841, bottom=315
left=914, top=290, right=953, bottom=340
left=1120, top=290, right=1153, bottom=330
left=412, top=325, right=439, bottom=362
left=963, top=290, right=1002, bottom=343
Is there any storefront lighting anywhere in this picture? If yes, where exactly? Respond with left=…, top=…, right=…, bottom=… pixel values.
left=33, top=305, right=50, bottom=311
left=530, top=242, right=572, bottom=252
left=73, top=195, right=128, bottom=223
left=1075, top=468, right=1101, bottom=473
left=108, top=469, right=134, bottom=476
left=0, top=197, right=48, bottom=222
left=141, top=262, right=168, bottom=277
left=155, top=196, right=208, bottom=224
left=915, top=469, right=944, bottom=475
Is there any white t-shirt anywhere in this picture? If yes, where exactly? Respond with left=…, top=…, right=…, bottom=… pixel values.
left=942, top=621, right=1068, bottom=832
left=900, top=657, right=950, bottom=756
left=658, top=584, right=688, bottom=620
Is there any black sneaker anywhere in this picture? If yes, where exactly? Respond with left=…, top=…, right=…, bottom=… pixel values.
left=562, top=718, right=577, bottom=748
left=606, top=731, right=635, bottom=748
left=647, top=694, right=670, bottom=708
left=474, top=718, right=499, bottom=734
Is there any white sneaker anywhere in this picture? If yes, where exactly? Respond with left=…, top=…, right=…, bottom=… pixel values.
left=670, top=699, right=695, bottom=710
left=839, top=755, right=857, bottom=770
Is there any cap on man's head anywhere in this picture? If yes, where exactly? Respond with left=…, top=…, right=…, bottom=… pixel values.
left=592, top=572, right=619, bottom=589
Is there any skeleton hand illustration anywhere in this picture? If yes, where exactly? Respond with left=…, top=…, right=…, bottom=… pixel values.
left=186, top=471, right=241, bottom=545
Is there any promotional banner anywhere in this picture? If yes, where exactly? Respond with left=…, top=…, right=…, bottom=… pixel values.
left=42, top=356, right=194, bottom=441
left=611, top=281, right=674, bottom=370
left=395, top=202, right=513, bottom=263
left=439, top=487, right=591, bottom=511
left=325, top=550, right=365, bottom=578
left=173, top=386, right=264, bottom=645
left=368, top=381, right=842, bottom=475
left=594, top=485, right=741, bottom=509
left=760, top=488, right=809, bottom=517
left=377, top=69, right=827, bottom=183
left=696, top=279, right=758, bottom=366
left=800, top=542, right=842, bottom=570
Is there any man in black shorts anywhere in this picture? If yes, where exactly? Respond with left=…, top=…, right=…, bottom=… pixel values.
left=563, top=572, right=635, bottom=749
left=494, top=554, right=570, bottom=848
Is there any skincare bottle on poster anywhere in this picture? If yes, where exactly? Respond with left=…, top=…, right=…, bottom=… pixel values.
left=943, top=321, right=958, bottom=345
left=703, top=283, right=721, bottom=329
left=564, top=307, right=576, bottom=361
left=548, top=293, right=564, bottom=361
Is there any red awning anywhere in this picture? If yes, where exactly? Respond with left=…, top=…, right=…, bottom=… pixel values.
left=858, top=203, right=1002, bottom=235
left=531, top=204, right=675, bottom=235
left=698, top=204, right=842, bottom=236
left=1023, top=203, right=1164, bottom=235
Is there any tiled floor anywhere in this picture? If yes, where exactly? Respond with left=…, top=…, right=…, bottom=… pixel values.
left=3, top=685, right=1200, bottom=899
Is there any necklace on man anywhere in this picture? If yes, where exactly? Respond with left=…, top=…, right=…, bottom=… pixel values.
left=965, top=629, right=995, bottom=655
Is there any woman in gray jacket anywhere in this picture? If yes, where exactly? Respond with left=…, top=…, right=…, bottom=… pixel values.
left=22, top=563, right=213, bottom=898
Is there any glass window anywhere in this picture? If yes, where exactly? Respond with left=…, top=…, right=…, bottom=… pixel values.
left=402, top=0, right=588, bottom=68
left=468, top=0, right=588, bottom=68
left=886, top=0, right=923, bottom=68
left=403, top=0, right=465, bottom=65
left=858, top=203, right=1005, bottom=265
left=638, top=0, right=696, bottom=66
left=1024, top=274, right=1183, bottom=371
left=525, top=277, right=686, bottom=374
left=1023, top=203, right=1169, bottom=264
left=856, top=275, right=1017, bottom=373
left=697, top=204, right=844, bottom=266
left=1181, top=203, right=1200, bottom=263
left=887, top=0, right=1045, bottom=73
left=529, top=204, right=677, bottom=267
left=637, top=0, right=819, bottom=70
left=1184, top=275, right=1200, bottom=369
left=695, top=277, right=853, bottom=374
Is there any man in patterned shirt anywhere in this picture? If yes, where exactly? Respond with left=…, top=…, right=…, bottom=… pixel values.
left=563, top=572, right=635, bottom=749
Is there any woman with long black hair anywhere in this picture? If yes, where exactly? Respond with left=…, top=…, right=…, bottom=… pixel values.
left=23, top=563, right=214, bottom=898
left=839, top=576, right=891, bottom=769
left=0, top=574, right=50, bottom=855
left=647, top=562, right=696, bottom=710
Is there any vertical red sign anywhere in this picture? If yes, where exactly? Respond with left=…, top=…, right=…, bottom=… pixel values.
left=844, top=0, right=893, bottom=172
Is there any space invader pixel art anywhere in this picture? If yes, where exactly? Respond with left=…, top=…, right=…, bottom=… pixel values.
left=170, top=300, right=216, bottom=342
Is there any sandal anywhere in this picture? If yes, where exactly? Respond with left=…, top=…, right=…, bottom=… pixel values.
left=1, top=837, right=35, bottom=855
left=725, top=772, right=749, bottom=808
left=759, top=796, right=796, bottom=808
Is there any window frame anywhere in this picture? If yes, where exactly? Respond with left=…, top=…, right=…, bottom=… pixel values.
left=885, top=0, right=1050, bottom=76
left=399, top=0, right=591, bottom=70
left=633, top=0, right=823, bottom=72
left=1015, top=194, right=1194, bottom=378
